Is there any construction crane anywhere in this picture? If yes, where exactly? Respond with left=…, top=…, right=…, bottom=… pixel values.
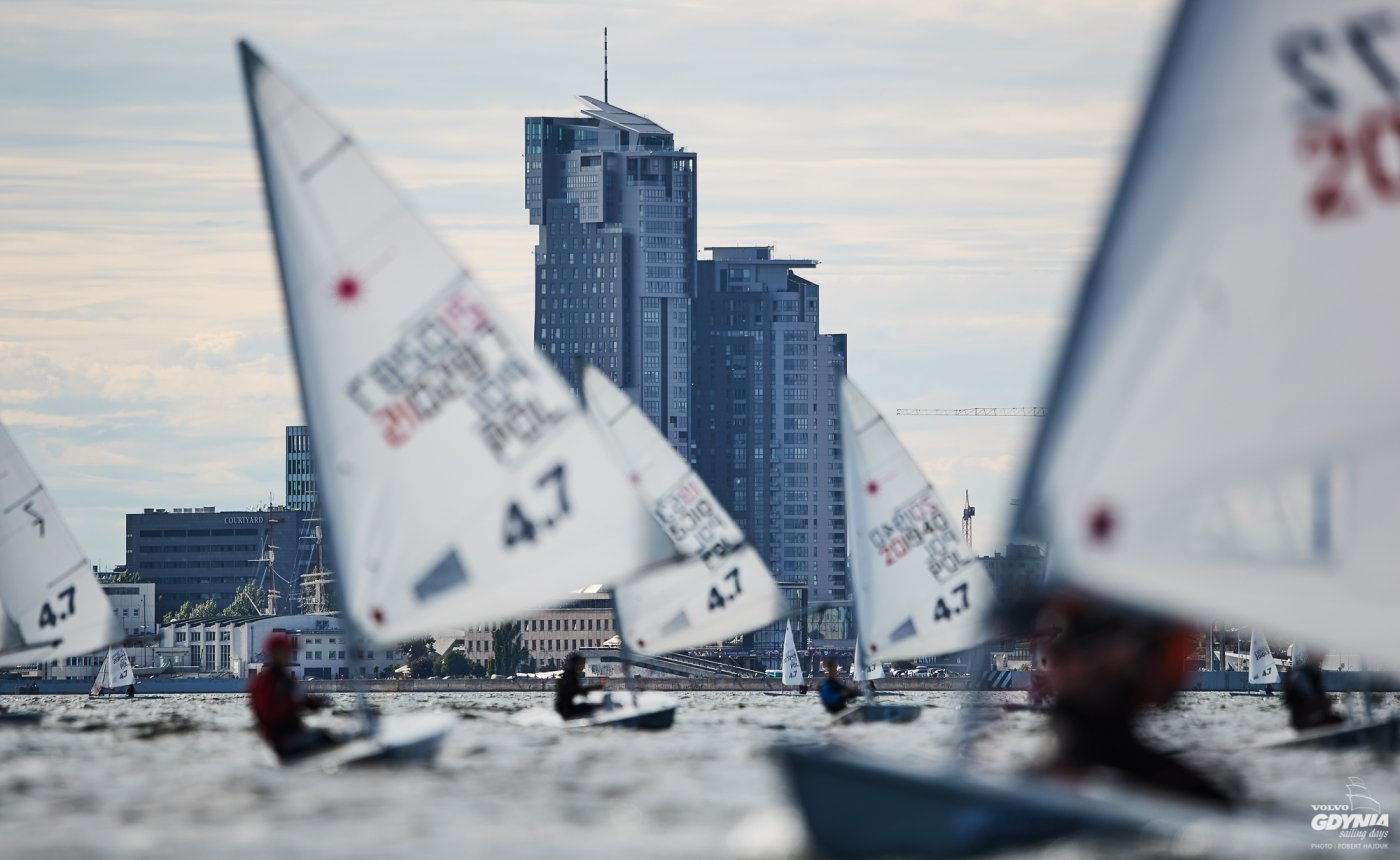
left=895, top=407, right=1045, bottom=417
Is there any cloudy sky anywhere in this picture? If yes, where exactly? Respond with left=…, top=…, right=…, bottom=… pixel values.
left=2, top=0, right=1172, bottom=566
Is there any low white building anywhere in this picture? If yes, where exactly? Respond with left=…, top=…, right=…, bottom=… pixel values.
left=45, top=579, right=158, bottom=681
left=160, top=614, right=403, bottom=679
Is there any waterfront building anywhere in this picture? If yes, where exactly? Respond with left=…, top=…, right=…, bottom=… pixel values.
left=691, top=247, right=850, bottom=663
left=159, top=614, right=400, bottom=680
left=435, top=591, right=616, bottom=671
left=43, top=576, right=158, bottom=681
left=125, top=507, right=306, bottom=619
left=525, top=97, right=697, bottom=457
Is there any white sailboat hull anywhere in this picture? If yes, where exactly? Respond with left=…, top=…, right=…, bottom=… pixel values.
left=311, top=711, right=456, bottom=769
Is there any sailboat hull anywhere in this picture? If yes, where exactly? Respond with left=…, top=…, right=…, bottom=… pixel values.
left=830, top=702, right=921, bottom=725
left=1263, top=715, right=1400, bottom=753
left=774, top=744, right=1154, bottom=858
left=315, top=712, right=455, bottom=769
left=564, top=690, right=678, bottom=730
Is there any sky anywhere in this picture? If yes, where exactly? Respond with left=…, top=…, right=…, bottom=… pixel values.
left=1, top=0, right=1173, bottom=567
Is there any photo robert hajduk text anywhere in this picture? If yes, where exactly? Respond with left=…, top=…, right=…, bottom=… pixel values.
left=1310, top=777, right=1390, bottom=852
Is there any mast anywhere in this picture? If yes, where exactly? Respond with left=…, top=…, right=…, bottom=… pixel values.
left=603, top=27, right=609, bottom=105
left=576, top=354, right=636, bottom=699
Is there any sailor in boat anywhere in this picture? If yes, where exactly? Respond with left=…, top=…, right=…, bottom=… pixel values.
left=249, top=632, right=340, bottom=762
left=555, top=653, right=608, bottom=720
left=125, top=684, right=135, bottom=698
left=1038, top=594, right=1233, bottom=808
left=1283, top=647, right=1343, bottom=732
left=818, top=659, right=859, bottom=715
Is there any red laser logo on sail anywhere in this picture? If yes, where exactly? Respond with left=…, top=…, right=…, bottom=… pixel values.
left=334, top=275, right=361, bottom=303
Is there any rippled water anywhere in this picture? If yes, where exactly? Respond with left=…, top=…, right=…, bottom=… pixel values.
left=0, top=691, right=1396, bottom=858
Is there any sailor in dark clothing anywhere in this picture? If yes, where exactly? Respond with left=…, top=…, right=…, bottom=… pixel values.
left=125, top=684, right=136, bottom=698
left=1039, top=594, right=1234, bottom=808
left=1284, top=648, right=1344, bottom=731
left=818, top=659, right=860, bottom=714
left=555, top=653, right=608, bottom=720
left=249, top=632, right=340, bottom=762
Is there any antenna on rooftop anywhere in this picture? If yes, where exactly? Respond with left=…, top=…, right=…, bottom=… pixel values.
left=604, top=26, right=609, bottom=104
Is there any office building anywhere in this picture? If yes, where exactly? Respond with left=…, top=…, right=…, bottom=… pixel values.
left=160, top=614, right=400, bottom=679
left=125, top=507, right=306, bottom=619
left=692, top=247, right=850, bottom=661
left=525, top=97, right=697, bottom=456
left=285, top=425, right=317, bottom=512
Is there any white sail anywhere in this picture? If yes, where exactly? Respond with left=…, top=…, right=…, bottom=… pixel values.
left=0, top=423, right=123, bottom=668
left=781, top=621, right=804, bottom=686
left=238, top=43, right=680, bottom=642
left=841, top=379, right=994, bottom=664
left=582, top=367, right=788, bottom=653
left=90, top=646, right=135, bottom=694
left=1248, top=630, right=1277, bottom=686
left=852, top=638, right=885, bottom=683
left=1015, top=1, right=1400, bottom=666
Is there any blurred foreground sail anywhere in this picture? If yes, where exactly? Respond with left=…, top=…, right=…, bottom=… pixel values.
left=0, top=423, right=123, bottom=667
left=582, top=366, right=787, bottom=654
left=1016, top=0, right=1400, bottom=666
left=239, top=44, right=677, bottom=643
left=841, top=378, right=993, bottom=665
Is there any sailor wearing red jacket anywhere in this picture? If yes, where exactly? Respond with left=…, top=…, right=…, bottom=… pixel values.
left=249, top=632, right=338, bottom=762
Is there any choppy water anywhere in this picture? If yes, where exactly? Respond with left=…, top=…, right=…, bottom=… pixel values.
left=0, top=691, right=1396, bottom=859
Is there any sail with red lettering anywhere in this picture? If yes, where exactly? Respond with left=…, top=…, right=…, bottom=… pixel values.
left=1015, top=1, right=1400, bottom=666
left=841, top=379, right=994, bottom=664
left=239, top=43, right=678, bottom=642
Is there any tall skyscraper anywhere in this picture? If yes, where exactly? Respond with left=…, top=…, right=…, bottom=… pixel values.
left=285, top=425, right=316, bottom=511
left=692, top=247, right=851, bottom=659
left=525, top=97, right=697, bottom=456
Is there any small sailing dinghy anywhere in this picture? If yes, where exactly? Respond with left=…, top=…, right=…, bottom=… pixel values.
left=824, top=379, right=989, bottom=726
left=88, top=646, right=136, bottom=697
left=830, top=641, right=916, bottom=725
left=545, top=367, right=790, bottom=728
left=764, top=621, right=808, bottom=697
left=239, top=43, right=700, bottom=757
left=781, top=0, right=1400, bottom=854
left=0, top=421, right=125, bottom=726
left=1228, top=630, right=1278, bottom=697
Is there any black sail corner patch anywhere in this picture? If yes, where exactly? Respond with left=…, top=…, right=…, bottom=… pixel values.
left=415, top=551, right=469, bottom=601
left=889, top=618, right=917, bottom=643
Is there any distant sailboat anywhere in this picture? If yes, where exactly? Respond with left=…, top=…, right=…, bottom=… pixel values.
left=0, top=421, right=125, bottom=724
left=1248, top=631, right=1277, bottom=687
left=238, top=41, right=691, bottom=758
left=764, top=621, right=807, bottom=697
left=534, top=367, right=790, bottom=727
left=829, top=378, right=992, bottom=724
left=89, top=646, right=136, bottom=697
left=782, top=0, right=1400, bottom=853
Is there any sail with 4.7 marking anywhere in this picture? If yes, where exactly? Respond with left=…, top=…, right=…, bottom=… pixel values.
left=852, top=638, right=885, bottom=684
left=89, top=646, right=135, bottom=695
left=0, top=422, right=123, bottom=668
left=1248, top=630, right=1278, bottom=686
left=841, top=378, right=994, bottom=664
left=1014, top=1, right=1400, bottom=666
left=239, top=43, right=678, bottom=642
left=781, top=621, right=804, bottom=686
left=582, top=366, right=787, bottom=654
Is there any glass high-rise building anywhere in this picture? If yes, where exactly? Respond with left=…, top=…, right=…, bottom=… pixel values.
left=692, top=247, right=851, bottom=663
left=525, top=96, right=697, bottom=456
left=285, top=425, right=316, bottom=512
